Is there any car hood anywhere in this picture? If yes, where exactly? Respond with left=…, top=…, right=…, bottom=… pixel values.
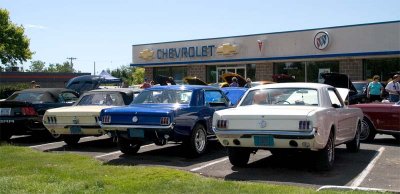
left=322, top=73, right=357, bottom=93
left=183, top=76, right=207, bottom=85
left=221, top=73, right=246, bottom=87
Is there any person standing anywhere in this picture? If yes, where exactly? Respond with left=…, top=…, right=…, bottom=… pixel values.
left=230, top=77, right=239, bottom=87
left=385, top=74, right=400, bottom=102
left=367, top=75, right=384, bottom=102
left=244, top=78, right=252, bottom=88
left=141, top=78, right=151, bottom=89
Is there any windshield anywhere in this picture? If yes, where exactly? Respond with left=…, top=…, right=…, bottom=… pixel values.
left=240, top=88, right=319, bottom=106
left=132, top=90, right=192, bottom=104
left=77, top=93, right=124, bottom=106
left=7, top=92, right=55, bottom=103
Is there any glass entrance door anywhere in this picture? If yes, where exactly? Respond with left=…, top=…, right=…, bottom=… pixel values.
left=216, top=66, right=246, bottom=83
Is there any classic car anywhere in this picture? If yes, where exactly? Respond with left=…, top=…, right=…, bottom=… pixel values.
left=100, top=85, right=231, bottom=156
left=43, top=88, right=141, bottom=145
left=349, top=101, right=400, bottom=142
left=212, top=83, right=363, bottom=170
left=0, top=88, right=79, bottom=141
left=322, top=72, right=366, bottom=104
left=221, top=87, right=248, bottom=106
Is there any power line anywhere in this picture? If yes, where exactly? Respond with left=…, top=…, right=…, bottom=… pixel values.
left=66, top=57, right=77, bottom=66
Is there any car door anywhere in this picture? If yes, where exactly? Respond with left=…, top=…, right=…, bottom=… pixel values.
left=202, top=89, right=230, bottom=134
left=387, top=103, right=400, bottom=131
left=327, top=88, right=354, bottom=144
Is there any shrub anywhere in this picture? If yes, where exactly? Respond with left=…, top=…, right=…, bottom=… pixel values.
left=0, top=83, right=30, bottom=99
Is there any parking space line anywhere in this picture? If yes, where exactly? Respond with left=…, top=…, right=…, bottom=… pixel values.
left=28, top=137, right=97, bottom=149
left=190, top=157, right=228, bottom=172
left=95, top=143, right=155, bottom=159
left=350, top=146, right=385, bottom=187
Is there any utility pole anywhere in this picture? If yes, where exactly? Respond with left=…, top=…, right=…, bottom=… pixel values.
left=94, top=61, right=96, bottom=75
left=66, top=57, right=77, bottom=72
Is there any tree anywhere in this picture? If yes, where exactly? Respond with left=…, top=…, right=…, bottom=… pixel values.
left=110, top=65, right=144, bottom=86
left=0, top=9, right=33, bottom=71
left=28, top=60, right=45, bottom=72
left=54, top=61, right=76, bottom=73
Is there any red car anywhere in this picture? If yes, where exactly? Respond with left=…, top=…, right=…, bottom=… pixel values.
left=349, top=101, right=400, bottom=142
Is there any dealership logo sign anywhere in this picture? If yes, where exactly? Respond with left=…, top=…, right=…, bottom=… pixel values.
left=139, top=49, right=154, bottom=61
left=314, top=31, right=330, bottom=50
left=216, top=43, right=238, bottom=56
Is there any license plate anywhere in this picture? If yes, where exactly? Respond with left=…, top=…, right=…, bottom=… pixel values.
left=70, top=126, right=82, bottom=134
left=0, top=108, right=11, bottom=116
left=254, top=135, right=274, bottom=147
left=129, top=128, right=144, bottom=138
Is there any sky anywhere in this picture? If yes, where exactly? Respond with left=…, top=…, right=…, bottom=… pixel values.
left=1, top=0, right=399, bottom=74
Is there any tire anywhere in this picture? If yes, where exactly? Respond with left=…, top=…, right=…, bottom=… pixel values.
left=0, top=129, right=12, bottom=141
left=315, top=131, right=335, bottom=171
left=346, top=122, right=361, bottom=152
left=228, top=147, right=250, bottom=167
left=118, top=137, right=141, bottom=155
left=63, top=135, right=81, bottom=145
left=184, top=124, right=207, bottom=157
left=393, top=134, right=400, bottom=143
left=360, top=117, right=376, bottom=142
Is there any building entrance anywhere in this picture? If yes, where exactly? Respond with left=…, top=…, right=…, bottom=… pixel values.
left=216, top=66, right=246, bottom=83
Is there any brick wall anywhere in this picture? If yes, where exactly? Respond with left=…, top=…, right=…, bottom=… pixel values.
left=255, top=63, right=274, bottom=81
left=187, top=65, right=206, bottom=81
left=144, top=67, right=153, bottom=81
left=339, top=59, right=363, bottom=80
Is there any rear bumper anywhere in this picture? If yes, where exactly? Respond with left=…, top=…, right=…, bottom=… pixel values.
left=102, top=124, right=175, bottom=140
left=213, top=127, right=322, bottom=150
left=0, top=117, right=46, bottom=135
left=45, top=124, right=105, bottom=135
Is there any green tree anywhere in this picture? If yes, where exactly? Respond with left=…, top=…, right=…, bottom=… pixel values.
left=0, top=9, right=33, bottom=71
left=55, top=61, right=76, bottom=73
left=132, top=67, right=144, bottom=85
left=110, top=65, right=144, bottom=86
left=28, top=60, right=45, bottom=72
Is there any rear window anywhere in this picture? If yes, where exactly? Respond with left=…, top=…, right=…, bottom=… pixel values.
left=240, top=88, right=319, bottom=106
left=7, top=92, right=55, bottom=103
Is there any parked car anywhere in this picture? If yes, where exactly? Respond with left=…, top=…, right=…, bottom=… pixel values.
left=349, top=101, right=400, bottom=142
left=43, top=88, right=141, bottom=145
left=100, top=85, right=231, bottom=157
left=322, top=72, right=364, bottom=104
left=0, top=88, right=79, bottom=141
left=212, top=83, right=363, bottom=170
left=221, top=87, right=248, bottom=106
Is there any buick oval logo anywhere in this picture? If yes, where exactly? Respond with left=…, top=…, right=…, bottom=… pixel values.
left=258, top=120, right=267, bottom=128
left=314, top=31, right=330, bottom=50
left=132, top=116, right=138, bottom=123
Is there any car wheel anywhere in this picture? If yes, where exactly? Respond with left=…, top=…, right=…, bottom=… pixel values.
left=63, top=135, right=81, bottom=145
left=315, top=131, right=335, bottom=171
left=0, top=129, right=12, bottom=141
left=346, top=122, right=361, bottom=152
left=118, top=137, right=141, bottom=155
left=228, top=147, right=250, bottom=167
left=184, top=124, right=207, bottom=157
left=393, top=134, right=400, bottom=143
left=360, top=117, right=376, bottom=142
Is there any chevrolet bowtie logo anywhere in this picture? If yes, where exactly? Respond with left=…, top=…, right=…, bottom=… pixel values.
left=139, top=49, right=154, bottom=61
left=216, top=43, right=238, bottom=56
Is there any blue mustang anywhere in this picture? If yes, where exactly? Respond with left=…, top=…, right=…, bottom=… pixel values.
left=100, top=85, right=231, bottom=156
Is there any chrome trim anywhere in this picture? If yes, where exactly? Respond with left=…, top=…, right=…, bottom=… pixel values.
left=213, top=127, right=315, bottom=137
left=102, top=124, right=174, bottom=129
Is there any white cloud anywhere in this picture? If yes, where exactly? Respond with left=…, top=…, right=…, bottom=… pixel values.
left=25, top=24, right=47, bottom=29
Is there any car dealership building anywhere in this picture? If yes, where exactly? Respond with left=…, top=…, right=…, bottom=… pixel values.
left=131, top=21, right=400, bottom=84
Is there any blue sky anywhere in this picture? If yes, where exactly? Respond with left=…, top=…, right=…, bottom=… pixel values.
left=1, top=0, right=399, bottom=74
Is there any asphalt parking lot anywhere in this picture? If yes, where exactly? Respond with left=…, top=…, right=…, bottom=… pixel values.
left=8, top=134, right=400, bottom=192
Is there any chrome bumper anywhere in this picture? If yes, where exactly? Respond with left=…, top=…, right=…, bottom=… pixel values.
left=213, top=127, right=316, bottom=139
left=101, top=123, right=174, bottom=130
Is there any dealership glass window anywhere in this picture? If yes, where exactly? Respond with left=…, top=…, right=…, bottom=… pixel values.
left=273, top=61, right=339, bottom=82
left=153, top=66, right=187, bottom=84
left=363, top=58, right=400, bottom=82
left=206, top=65, right=216, bottom=83
left=246, top=64, right=256, bottom=81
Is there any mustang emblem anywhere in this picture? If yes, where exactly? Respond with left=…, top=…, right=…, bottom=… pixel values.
left=72, top=116, right=79, bottom=124
left=258, top=120, right=267, bottom=128
left=132, top=116, right=138, bottom=123
left=139, top=49, right=154, bottom=61
left=216, top=43, right=238, bottom=56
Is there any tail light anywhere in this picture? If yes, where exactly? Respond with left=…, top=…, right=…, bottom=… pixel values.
left=160, top=117, right=170, bottom=125
left=299, top=120, right=311, bottom=130
left=102, top=115, right=111, bottom=124
left=21, top=107, right=37, bottom=116
left=217, top=120, right=229, bottom=128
